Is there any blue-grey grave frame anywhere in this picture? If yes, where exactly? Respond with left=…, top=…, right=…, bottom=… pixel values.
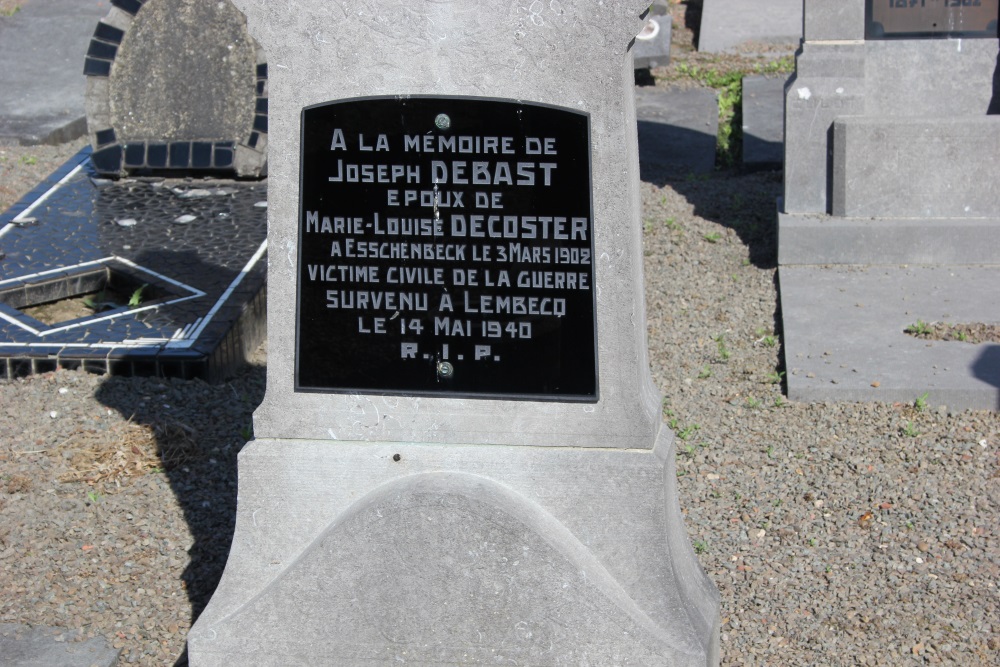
left=0, top=147, right=268, bottom=382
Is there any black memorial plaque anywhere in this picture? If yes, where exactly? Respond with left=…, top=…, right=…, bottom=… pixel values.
left=295, top=97, right=598, bottom=400
left=867, top=0, right=999, bottom=39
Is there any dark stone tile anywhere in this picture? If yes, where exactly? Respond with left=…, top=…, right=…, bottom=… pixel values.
left=169, top=142, right=191, bottom=168
left=95, top=128, right=117, bottom=147
left=32, top=358, right=59, bottom=374
left=256, top=80, right=265, bottom=95
left=83, top=58, right=112, bottom=77
left=87, top=40, right=118, bottom=61
left=192, top=142, right=213, bottom=168
left=146, top=144, right=168, bottom=168
left=252, top=114, right=268, bottom=133
left=214, top=145, right=234, bottom=168
left=255, top=98, right=268, bottom=114
left=248, top=132, right=259, bottom=148
left=94, top=22, right=126, bottom=45
left=256, top=63, right=268, bottom=78
left=10, top=359, right=31, bottom=379
left=90, top=145, right=123, bottom=173
left=111, top=0, right=143, bottom=16
left=124, top=143, right=146, bottom=167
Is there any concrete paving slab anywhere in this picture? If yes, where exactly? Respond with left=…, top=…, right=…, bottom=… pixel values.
left=741, top=74, right=787, bottom=171
left=0, top=0, right=108, bottom=145
left=0, top=623, right=119, bottom=667
left=780, top=265, right=1000, bottom=410
left=699, top=0, right=801, bottom=53
left=635, top=86, right=718, bottom=177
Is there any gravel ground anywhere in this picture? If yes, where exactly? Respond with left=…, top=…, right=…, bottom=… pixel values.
left=1, top=3, right=999, bottom=666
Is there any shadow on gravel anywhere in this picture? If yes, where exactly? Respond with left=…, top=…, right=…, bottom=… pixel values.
left=971, top=345, right=1000, bottom=409
left=94, top=362, right=265, bottom=666
left=641, top=164, right=783, bottom=270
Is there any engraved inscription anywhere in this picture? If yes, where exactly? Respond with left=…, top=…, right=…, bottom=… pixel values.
left=295, top=98, right=597, bottom=400
left=867, top=0, right=999, bottom=38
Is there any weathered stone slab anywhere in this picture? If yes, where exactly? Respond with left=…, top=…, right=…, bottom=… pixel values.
left=832, top=116, right=1000, bottom=218
left=698, top=0, right=801, bottom=53
left=0, top=623, right=119, bottom=667
left=741, top=75, right=787, bottom=170
left=780, top=264, right=1000, bottom=410
left=84, top=0, right=267, bottom=177
left=633, top=5, right=672, bottom=69
left=636, top=86, right=719, bottom=176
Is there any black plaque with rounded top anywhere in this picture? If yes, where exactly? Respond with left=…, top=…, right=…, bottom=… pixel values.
left=295, top=97, right=598, bottom=401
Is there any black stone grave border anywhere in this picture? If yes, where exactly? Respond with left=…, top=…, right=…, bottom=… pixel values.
left=0, top=147, right=268, bottom=383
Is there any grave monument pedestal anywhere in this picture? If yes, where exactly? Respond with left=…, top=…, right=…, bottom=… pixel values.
left=188, top=2, right=719, bottom=664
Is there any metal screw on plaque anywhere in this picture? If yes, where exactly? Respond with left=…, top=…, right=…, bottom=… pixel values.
left=435, top=113, right=451, bottom=131
left=436, top=361, right=454, bottom=379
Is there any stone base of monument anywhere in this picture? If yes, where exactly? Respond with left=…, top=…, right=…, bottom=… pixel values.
left=188, top=428, right=720, bottom=666
left=779, top=263, right=1000, bottom=410
left=0, top=149, right=267, bottom=382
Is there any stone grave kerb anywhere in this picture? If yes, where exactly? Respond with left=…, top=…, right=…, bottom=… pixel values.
left=234, top=0, right=663, bottom=449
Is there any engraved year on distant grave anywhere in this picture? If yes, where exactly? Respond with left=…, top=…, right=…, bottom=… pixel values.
left=296, top=97, right=597, bottom=400
left=867, top=0, right=999, bottom=39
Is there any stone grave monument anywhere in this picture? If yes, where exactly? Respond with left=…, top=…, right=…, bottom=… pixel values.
left=778, top=0, right=1000, bottom=408
left=187, top=1, right=720, bottom=665
left=0, top=0, right=268, bottom=381
left=634, top=0, right=673, bottom=69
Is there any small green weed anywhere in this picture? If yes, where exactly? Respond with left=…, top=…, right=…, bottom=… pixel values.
left=906, top=320, right=932, bottom=336
left=714, top=334, right=731, bottom=362
left=765, top=370, right=786, bottom=385
left=745, top=396, right=761, bottom=409
left=19, top=154, right=36, bottom=166
left=703, top=231, right=722, bottom=244
left=693, top=540, right=708, bottom=555
left=240, top=424, right=254, bottom=441
left=956, top=331, right=968, bottom=342
left=766, top=445, right=776, bottom=459
left=86, top=490, right=102, bottom=504
left=761, top=335, right=777, bottom=348
left=677, top=424, right=701, bottom=441
left=902, top=422, right=920, bottom=438
left=914, top=392, right=929, bottom=412
left=128, top=284, right=148, bottom=307
left=774, top=396, right=786, bottom=408
left=697, top=365, right=712, bottom=379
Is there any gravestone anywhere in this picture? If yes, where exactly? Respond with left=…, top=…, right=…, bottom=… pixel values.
left=634, top=0, right=673, bottom=69
left=778, top=0, right=1000, bottom=408
left=187, top=1, right=720, bottom=665
left=698, top=0, right=802, bottom=53
left=83, top=0, right=268, bottom=177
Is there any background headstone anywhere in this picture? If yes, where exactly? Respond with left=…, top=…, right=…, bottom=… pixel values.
left=84, top=0, right=268, bottom=177
left=633, top=0, right=672, bottom=69
left=778, top=0, right=1000, bottom=409
left=698, top=0, right=802, bottom=53
left=187, top=1, right=719, bottom=664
